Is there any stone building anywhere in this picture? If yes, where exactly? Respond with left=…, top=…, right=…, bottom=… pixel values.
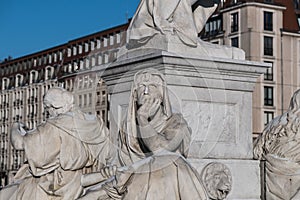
left=201, top=0, right=300, bottom=137
left=0, top=23, right=128, bottom=187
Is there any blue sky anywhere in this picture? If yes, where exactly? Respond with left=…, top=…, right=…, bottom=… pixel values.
left=0, top=0, right=140, bottom=60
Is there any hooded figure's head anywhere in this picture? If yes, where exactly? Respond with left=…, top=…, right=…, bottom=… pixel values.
left=44, top=87, right=74, bottom=117
left=124, top=69, right=172, bottom=158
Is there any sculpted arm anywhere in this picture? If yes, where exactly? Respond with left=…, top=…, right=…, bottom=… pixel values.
left=137, top=98, right=185, bottom=153
left=139, top=124, right=184, bottom=153
left=11, top=122, right=27, bottom=150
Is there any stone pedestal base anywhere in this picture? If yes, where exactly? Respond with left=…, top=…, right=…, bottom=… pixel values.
left=94, top=47, right=268, bottom=199
left=189, top=159, right=261, bottom=200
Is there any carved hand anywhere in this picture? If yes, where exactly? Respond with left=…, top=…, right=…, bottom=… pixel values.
left=11, top=122, right=27, bottom=150
left=137, top=97, right=161, bottom=126
left=12, top=122, right=27, bottom=135
left=100, top=165, right=117, bottom=179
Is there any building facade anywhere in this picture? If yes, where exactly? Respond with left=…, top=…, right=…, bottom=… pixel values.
left=201, top=0, right=300, bottom=137
left=0, top=23, right=128, bottom=187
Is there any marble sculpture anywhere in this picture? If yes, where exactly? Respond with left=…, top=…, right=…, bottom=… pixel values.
left=254, top=89, right=300, bottom=199
left=80, top=69, right=210, bottom=199
left=0, top=70, right=233, bottom=200
left=0, top=88, right=111, bottom=200
left=127, top=0, right=220, bottom=47
left=0, top=0, right=242, bottom=198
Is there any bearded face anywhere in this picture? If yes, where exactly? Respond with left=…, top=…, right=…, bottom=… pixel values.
left=44, top=103, right=61, bottom=118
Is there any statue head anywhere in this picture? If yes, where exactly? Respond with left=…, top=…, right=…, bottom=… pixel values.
left=132, top=69, right=171, bottom=117
left=120, top=69, right=173, bottom=161
left=43, top=87, right=74, bottom=117
left=134, top=71, right=163, bottom=108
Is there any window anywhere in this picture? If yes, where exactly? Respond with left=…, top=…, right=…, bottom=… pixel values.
left=85, top=58, right=90, bottom=69
left=30, top=70, right=38, bottom=84
left=97, top=39, right=101, bottom=49
left=231, top=37, right=239, bottom=47
left=45, top=67, right=54, bottom=80
left=78, top=45, right=83, bottom=54
left=15, top=74, right=23, bottom=87
left=2, top=78, right=9, bottom=90
left=204, top=17, right=222, bottom=37
left=48, top=55, right=52, bottom=64
left=98, top=54, right=102, bottom=65
left=67, top=48, right=71, bottom=57
left=103, top=38, right=108, bottom=47
left=104, top=53, right=109, bottom=63
left=89, top=93, right=92, bottom=105
left=116, top=32, right=121, bottom=43
left=264, top=11, right=273, bottom=31
left=294, top=0, right=300, bottom=9
left=85, top=43, right=89, bottom=52
left=84, top=94, right=87, bottom=106
left=110, top=35, right=114, bottom=46
left=67, top=63, right=72, bottom=73
left=264, top=111, right=274, bottom=126
left=90, top=41, right=95, bottom=51
left=297, top=15, right=300, bottom=28
left=73, top=46, right=77, bottom=56
left=38, top=57, right=42, bottom=65
left=264, top=0, right=273, bottom=3
left=264, top=61, right=273, bottom=81
left=231, top=12, right=239, bottom=33
left=73, top=62, right=78, bottom=71
left=264, top=36, right=273, bottom=56
left=59, top=52, right=63, bottom=61
left=80, top=60, right=84, bottom=70
left=78, top=95, right=82, bottom=107
left=43, top=56, right=47, bottom=64
left=264, top=86, right=273, bottom=106
left=91, top=56, right=96, bottom=66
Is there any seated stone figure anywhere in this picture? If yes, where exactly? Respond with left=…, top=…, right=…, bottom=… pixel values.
left=79, top=69, right=208, bottom=199
left=120, top=0, right=244, bottom=61
left=0, top=88, right=111, bottom=200
left=127, top=0, right=220, bottom=47
left=115, top=69, right=208, bottom=199
left=254, top=89, right=300, bottom=200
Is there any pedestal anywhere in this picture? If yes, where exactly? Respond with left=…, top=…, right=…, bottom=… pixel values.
left=94, top=47, right=268, bottom=199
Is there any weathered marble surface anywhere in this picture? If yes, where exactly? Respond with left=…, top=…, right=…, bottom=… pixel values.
left=80, top=69, right=212, bottom=199
left=201, top=162, right=232, bottom=200
left=103, top=50, right=269, bottom=160
left=254, top=89, right=300, bottom=200
left=98, top=49, right=267, bottom=199
left=0, top=88, right=111, bottom=200
left=118, top=34, right=245, bottom=61
left=189, top=159, right=261, bottom=199
left=120, top=0, right=245, bottom=61
left=127, top=0, right=219, bottom=47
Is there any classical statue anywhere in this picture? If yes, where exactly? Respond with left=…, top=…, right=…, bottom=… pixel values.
left=116, top=69, right=208, bottom=199
left=79, top=69, right=209, bottom=199
left=118, top=69, right=191, bottom=164
left=254, top=89, right=300, bottom=199
left=127, top=0, right=220, bottom=47
left=0, top=88, right=111, bottom=200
